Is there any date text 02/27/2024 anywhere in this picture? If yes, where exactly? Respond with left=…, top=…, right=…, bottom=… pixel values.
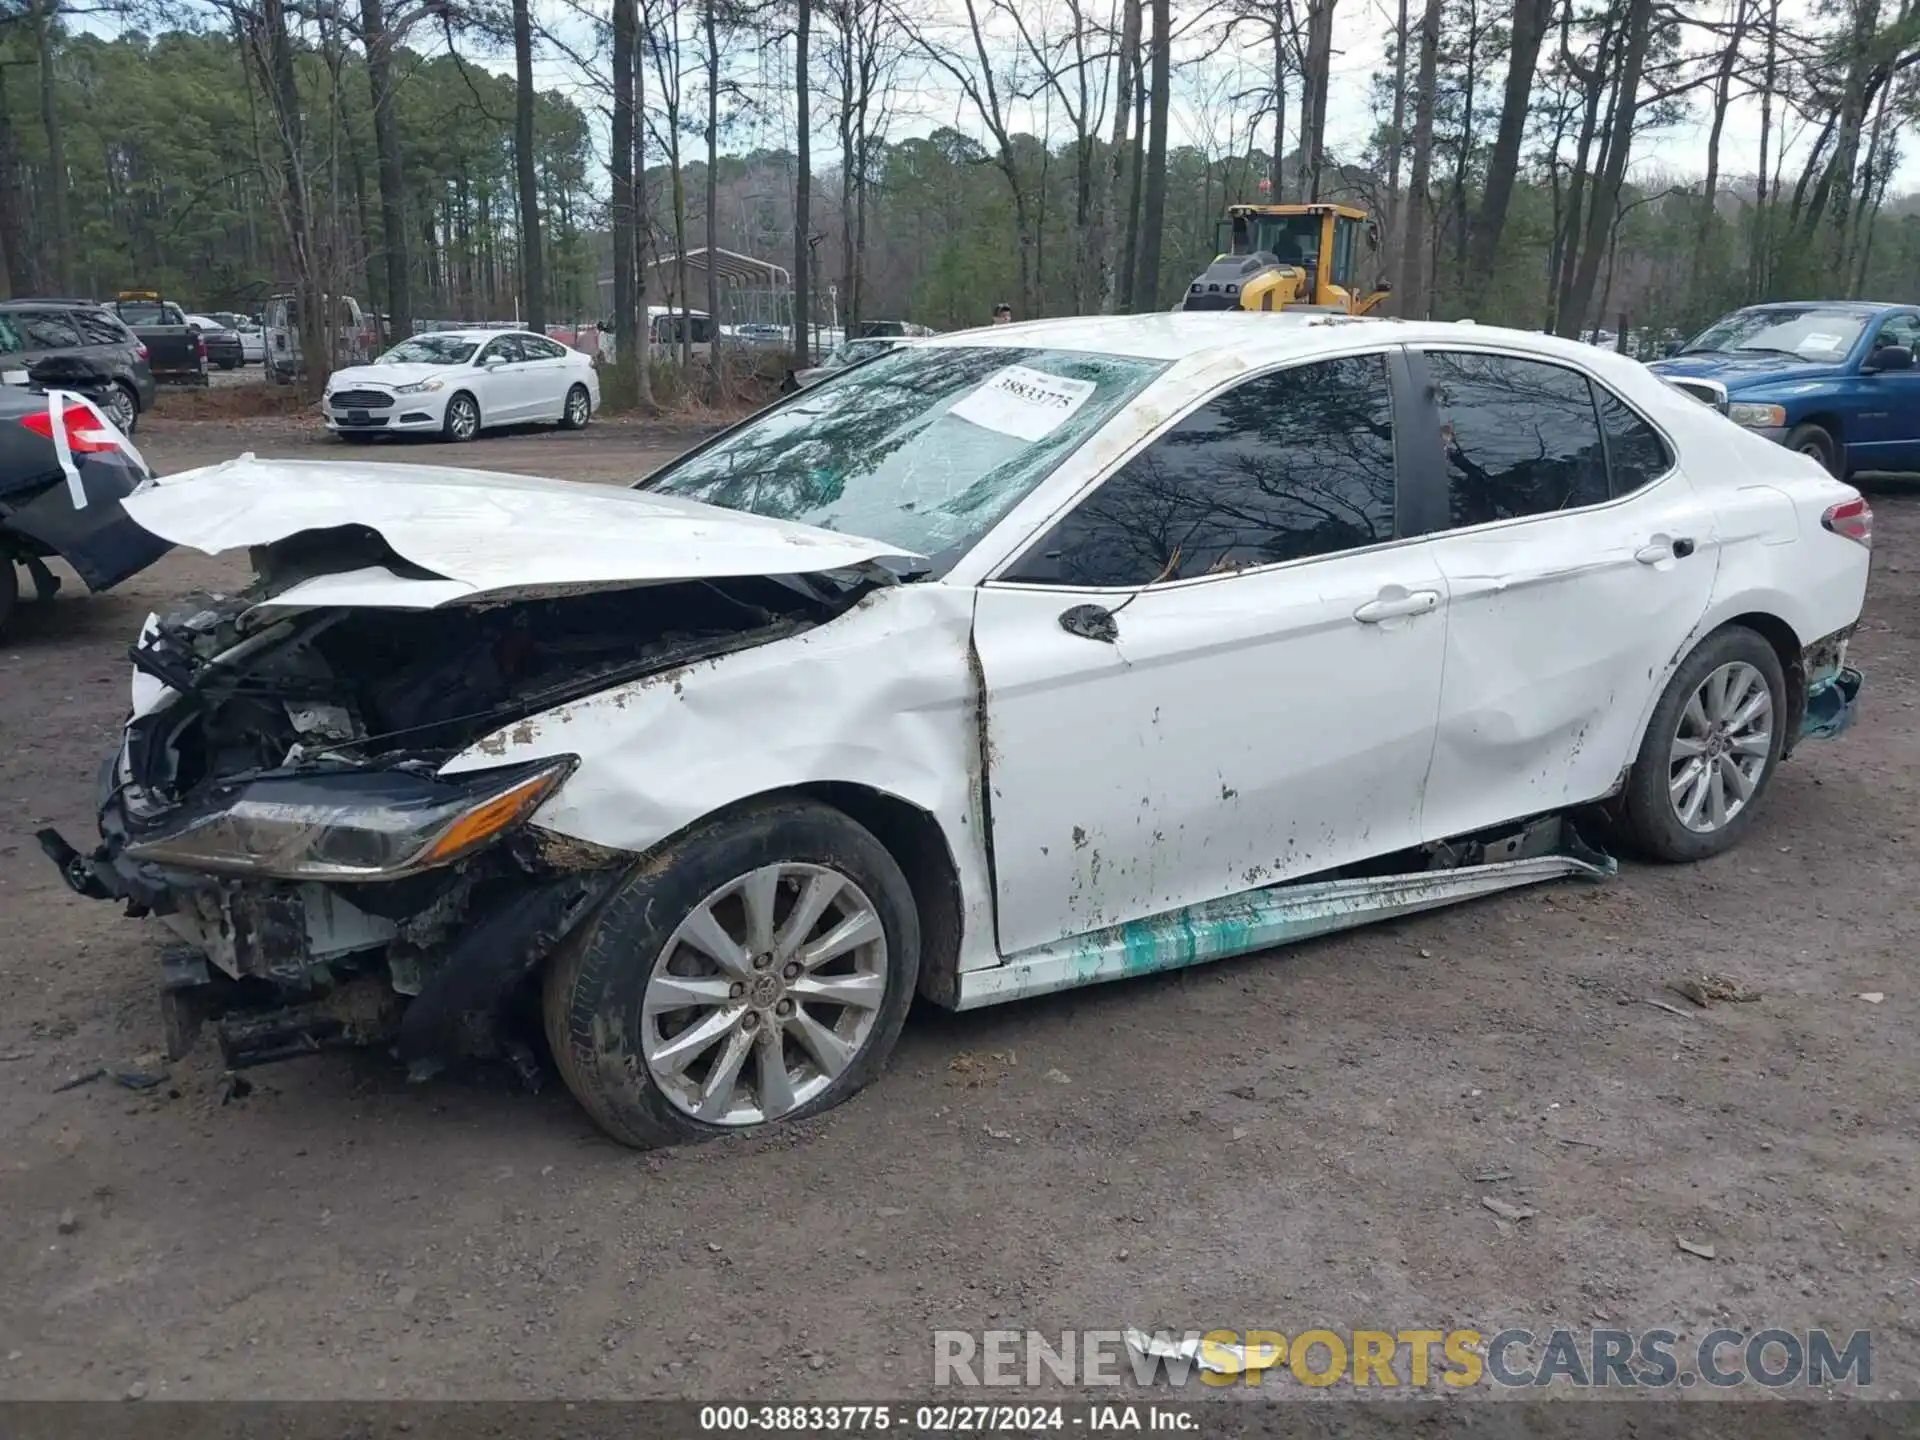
left=696, top=1403, right=1197, bottom=1432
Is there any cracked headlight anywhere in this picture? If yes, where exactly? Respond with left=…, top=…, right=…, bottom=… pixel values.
left=1727, top=401, right=1786, bottom=429
left=394, top=378, right=445, bottom=395
left=125, top=758, right=574, bottom=881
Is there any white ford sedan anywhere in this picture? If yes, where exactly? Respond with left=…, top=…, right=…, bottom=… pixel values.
left=48, top=314, right=1869, bottom=1149
left=322, top=328, right=599, bottom=442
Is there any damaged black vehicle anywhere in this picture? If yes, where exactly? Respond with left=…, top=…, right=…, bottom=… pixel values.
left=0, top=358, right=170, bottom=636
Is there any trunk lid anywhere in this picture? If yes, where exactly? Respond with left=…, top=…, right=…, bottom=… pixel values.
left=124, top=455, right=925, bottom=609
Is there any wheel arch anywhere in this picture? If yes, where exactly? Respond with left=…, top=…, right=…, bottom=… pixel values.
left=1610, top=607, right=1806, bottom=801
left=549, top=781, right=968, bottom=1009
left=1719, top=609, right=1808, bottom=754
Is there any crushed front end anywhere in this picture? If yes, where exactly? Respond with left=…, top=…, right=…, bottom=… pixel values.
left=39, top=572, right=859, bottom=1077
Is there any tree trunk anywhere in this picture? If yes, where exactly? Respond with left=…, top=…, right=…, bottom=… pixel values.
left=1298, top=0, right=1335, bottom=200
left=611, top=0, right=639, bottom=401
left=0, top=68, right=32, bottom=296
left=1464, top=0, right=1549, bottom=302
left=793, top=0, right=811, bottom=358
left=1120, top=62, right=1146, bottom=307
left=36, top=0, right=70, bottom=294
left=1562, top=0, right=1654, bottom=336
left=703, top=0, right=723, bottom=384
left=1270, top=8, right=1288, bottom=199
left=1395, top=0, right=1442, bottom=319
left=1385, top=0, right=1408, bottom=235
left=1749, top=0, right=1779, bottom=297
left=1100, top=0, right=1139, bottom=311
left=360, top=0, right=412, bottom=343
left=1692, top=0, right=1749, bottom=297
left=1131, top=0, right=1170, bottom=313
left=513, top=0, right=545, bottom=328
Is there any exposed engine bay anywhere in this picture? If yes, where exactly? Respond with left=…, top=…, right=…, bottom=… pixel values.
left=40, top=559, right=883, bottom=1077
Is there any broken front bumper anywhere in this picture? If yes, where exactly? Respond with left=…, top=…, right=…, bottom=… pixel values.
left=39, top=794, right=630, bottom=1074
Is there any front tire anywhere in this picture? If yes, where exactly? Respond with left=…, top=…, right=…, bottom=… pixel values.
left=1785, top=422, right=1841, bottom=476
left=560, top=383, right=591, bottom=430
left=1621, top=626, right=1787, bottom=862
left=543, top=799, right=920, bottom=1150
left=442, top=391, right=481, bottom=442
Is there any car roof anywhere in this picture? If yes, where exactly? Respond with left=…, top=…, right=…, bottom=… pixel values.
left=1736, top=300, right=1906, bottom=314
left=0, top=298, right=105, bottom=309
left=916, top=311, right=1625, bottom=368
left=406, top=328, right=535, bottom=342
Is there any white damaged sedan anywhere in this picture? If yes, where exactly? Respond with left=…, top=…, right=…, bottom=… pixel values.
left=42, top=314, right=1869, bottom=1148
left=322, top=328, right=599, bottom=442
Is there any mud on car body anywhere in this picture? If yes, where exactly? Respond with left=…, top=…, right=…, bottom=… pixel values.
left=43, top=317, right=1872, bottom=1150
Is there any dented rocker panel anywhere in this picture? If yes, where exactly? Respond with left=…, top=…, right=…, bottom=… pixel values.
left=955, top=845, right=1617, bottom=1009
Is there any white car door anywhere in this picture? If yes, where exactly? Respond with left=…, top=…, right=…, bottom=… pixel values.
left=519, top=334, right=573, bottom=419
left=971, top=351, right=1452, bottom=958
left=1408, top=346, right=1720, bottom=842
left=471, top=334, right=528, bottom=423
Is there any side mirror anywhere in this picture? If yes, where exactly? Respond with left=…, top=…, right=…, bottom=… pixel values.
left=1375, top=280, right=1395, bottom=294
left=481, top=354, right=506, bottom=368
left=1864, top=344, right=1914, bottom=373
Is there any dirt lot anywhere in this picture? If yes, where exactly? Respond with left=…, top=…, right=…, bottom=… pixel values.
left=0, top=414, right=1915, bottom=1403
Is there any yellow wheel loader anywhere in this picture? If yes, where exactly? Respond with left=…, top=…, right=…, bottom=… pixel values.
left=1181, top=203, right=1394, bottom=315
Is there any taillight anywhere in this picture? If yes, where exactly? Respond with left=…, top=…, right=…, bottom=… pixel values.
left=22, top=399, right=125, bottom=454
left=136, top=342, right=149, bottom=360
left=1822, top=496, right=1873, bottom=547
left=196, top=335, right=207, bottom=360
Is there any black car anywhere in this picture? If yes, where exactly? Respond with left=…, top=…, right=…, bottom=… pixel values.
left=0, top=301, right=157, bottom=433
left=0, top=357, right=170, bottom=637
left=185, top=313, right=245, bottom=370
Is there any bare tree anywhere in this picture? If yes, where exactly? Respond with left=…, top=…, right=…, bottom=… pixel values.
left=1130, top=0, right=1169, bottom=311
left=1465, top=0, right=1553, bottom=304
left=1395, top=0, right=1440, bottom=318
left=611, top=0, right=643, bottom=398
left=793, top=0, right=811, bottom=354
left=512, top=0, right=544, bottom=326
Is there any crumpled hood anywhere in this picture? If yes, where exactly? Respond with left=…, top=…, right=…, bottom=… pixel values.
left=123, top=455, right=923, bottom=609
left=326, top=363, right=459, bottom=390
left=1648, top=353, right=1843, bottom=390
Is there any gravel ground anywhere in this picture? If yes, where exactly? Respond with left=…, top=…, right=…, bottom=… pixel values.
left=0, top=417, right=1915, bottom=1404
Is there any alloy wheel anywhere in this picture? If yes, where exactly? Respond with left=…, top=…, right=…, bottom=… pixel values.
left=640, top=862, right=889, bottom=1126
left=1668, top=660, right=1773, bottom=833
left=566, top=388, right=590, bottom=427
left=103, top=388, right=136, bottom=434
left=448, top=396, right=479, bottom=440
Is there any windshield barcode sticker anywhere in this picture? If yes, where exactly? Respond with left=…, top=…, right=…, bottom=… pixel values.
left=949, top=364, right=1097, bottom=443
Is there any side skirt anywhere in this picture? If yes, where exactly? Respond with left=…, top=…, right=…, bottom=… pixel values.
left=954, top=838, right=1615, bottom=1010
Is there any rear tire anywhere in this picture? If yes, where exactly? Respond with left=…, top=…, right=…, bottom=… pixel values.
left=0, top=562, right=17, bottom=637
left=1621, top=626, right=1787, bottom=863
left=542, top=799, right=920, bottom=1150
left=560, top=383, right=591, bottom=431
left=1785, top=422, right=1841, bottom=477
left=103, top=383, right=138, bottom=435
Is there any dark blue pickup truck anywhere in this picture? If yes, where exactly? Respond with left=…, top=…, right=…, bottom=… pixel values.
left=1648, top=301, right=1920, bottom=477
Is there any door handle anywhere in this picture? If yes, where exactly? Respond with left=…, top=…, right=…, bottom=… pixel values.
left=1353, top=589, right=1440, bottom=624
left=1636, top=536, right=1696, bottom=564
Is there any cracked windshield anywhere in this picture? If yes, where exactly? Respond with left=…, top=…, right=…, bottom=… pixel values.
left=639, top=346, right=1169, bottom=572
